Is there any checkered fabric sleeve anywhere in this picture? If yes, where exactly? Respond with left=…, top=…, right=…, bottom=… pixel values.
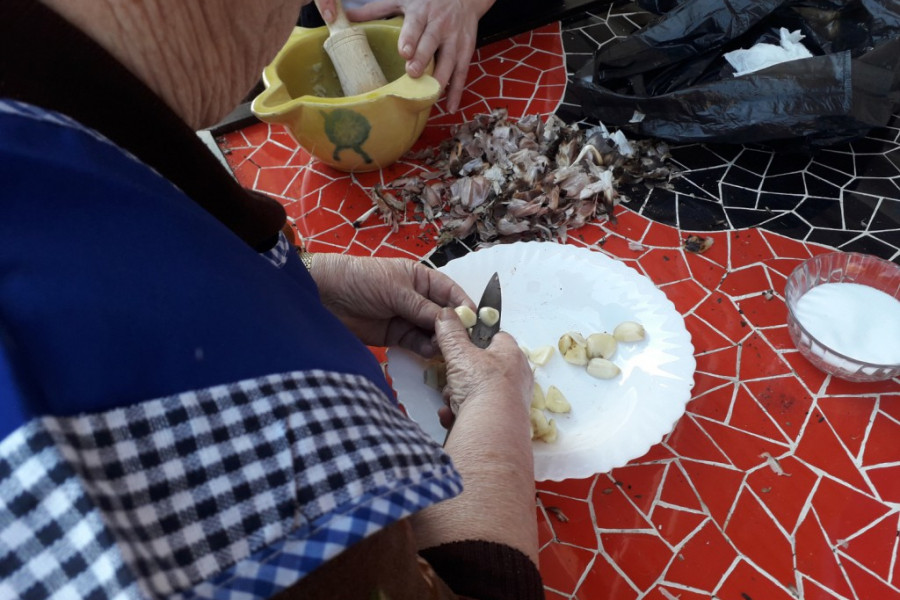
left=260, top=232, right=291, bottom=269
left=0, top=370, right=462, bottom=599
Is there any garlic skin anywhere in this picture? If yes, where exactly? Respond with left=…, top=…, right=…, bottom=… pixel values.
left=614, top=321, right=646, bottom=342
left=454, top=306, right=477, bottom=328
left=586, top=358, right=621, bottom=379
left=586, top=332, right=617, bottom=359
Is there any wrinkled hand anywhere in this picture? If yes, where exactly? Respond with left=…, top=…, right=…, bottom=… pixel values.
left=344, top=0, right=494, bottom=112
left=310, top=254, right=472, bottom=357
left=433, top=307, right=533, bottom=428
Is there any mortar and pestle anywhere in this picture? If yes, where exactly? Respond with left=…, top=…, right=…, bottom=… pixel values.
left=252, top=1, right=441, bottom=172
left=317, top=0, right=388, bottom=95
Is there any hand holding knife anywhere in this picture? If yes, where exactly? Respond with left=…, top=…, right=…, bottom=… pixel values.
left=442, top=271, right=502, bottom=442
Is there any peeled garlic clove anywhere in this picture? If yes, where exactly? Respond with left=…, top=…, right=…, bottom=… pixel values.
left=528, top=345, right=554, bottom=366
left=558, top=331, right=586, bottom=355
left=564, top=345, right=589, bottom=366
left=531, top=382, right=546, bottom=410
left=539, top=418, right=558, bottom=443
left=478, top=306, right=500, bottom=327
left=614, top=321, right=645, bottom=342
left=586, top=332, right=617, bottom=359
left=454, top=306, right=477, bottom=328
left=530, top=407, right=550, bottom=439
left=545, top=385, right=571, bottom=413
left=586, top=358, right=621, bottom=379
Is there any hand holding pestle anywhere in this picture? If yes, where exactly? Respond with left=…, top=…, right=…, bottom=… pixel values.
left=315, top=0, right=388, bottom=96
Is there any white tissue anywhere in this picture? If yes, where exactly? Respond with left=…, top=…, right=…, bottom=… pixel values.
left=724, top=28, right=813, bottom=77
left=612, top=130, right=634, bottom=157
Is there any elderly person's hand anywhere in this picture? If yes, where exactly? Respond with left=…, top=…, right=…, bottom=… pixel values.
left=307, top=254, right=473, bottom=357
left=316, top=0, right=494, bottom=112
left=411, top=306, right=539, bottom=564
left=432, top=307, right=532, bottom=427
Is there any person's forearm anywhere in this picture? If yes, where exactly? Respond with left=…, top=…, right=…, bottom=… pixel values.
left=411, top=395, right=538, bottom=564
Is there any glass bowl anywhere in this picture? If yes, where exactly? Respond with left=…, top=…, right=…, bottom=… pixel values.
left=785, top=252, right=900, bottom=382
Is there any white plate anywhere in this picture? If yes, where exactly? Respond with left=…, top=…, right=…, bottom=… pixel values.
left=387, top=241, right=695, bottom=481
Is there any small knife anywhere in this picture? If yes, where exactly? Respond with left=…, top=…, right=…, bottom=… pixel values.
left=469, top=272, right=502, bottom=349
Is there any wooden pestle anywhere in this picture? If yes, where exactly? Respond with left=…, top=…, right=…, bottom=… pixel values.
left=315, top=0, right=388, bottom=96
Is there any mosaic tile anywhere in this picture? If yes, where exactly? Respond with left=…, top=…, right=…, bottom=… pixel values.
left=575, top=553, right=637, bottom=600
left=213, top=6, right=900, bottom=597
left=746, top=455, right=818, bottom=534
left=842, top=559, right=900, bottom=600
left=648, top=505, right=705, bottom=548
left=539, top=543, right=595, bottom=596
left=796, top=511, right=858, bottom=600
left=599, top=532, right=671, bottom=592
left=559, top=3, right=900, bottom=264
left=867, top=466, right=900, bottom=504
left=813, top=476, right=892, bottom=547
left=728, top=385, right=791, bottom=444
left=539, top=493, right=598, bottom=549
left=643, top=588, right=709, bottom=600
left=592, top=478, right=654, bottom=531
left=716, top=560, right=798, bottom=600
left=664, top=520, right=737, bottom=591
left=840, top=512, right=898, bottom=582
left=862, top=411, right=900, bottom=466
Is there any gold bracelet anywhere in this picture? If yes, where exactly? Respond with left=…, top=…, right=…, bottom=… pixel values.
left=296, top=247, right=314, bottom=271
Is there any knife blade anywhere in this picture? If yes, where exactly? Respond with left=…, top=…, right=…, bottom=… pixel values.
left=469, top=272, right=501, bottom=349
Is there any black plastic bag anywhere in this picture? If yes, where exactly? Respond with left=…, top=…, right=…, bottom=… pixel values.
left=572, top=0, right=900, bottom=148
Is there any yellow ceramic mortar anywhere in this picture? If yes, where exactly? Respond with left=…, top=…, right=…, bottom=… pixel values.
left=252, top=19, right=441, bottom=173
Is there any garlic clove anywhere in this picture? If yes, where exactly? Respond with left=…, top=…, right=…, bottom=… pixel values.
left=586, top=358, right=621, bottom=379
left=528, top=345, right=555, bottom=366
left=530, top=407, right=550, bottom=439
left=563, top=345, right=589, bottom=366
left=531, top=382, right=546, bottom=410
left=539, top=419, right=558, bottom=443
left=454, top=306, right=477, bottom=328
left=545, top=385, right=571, bottom=413
left=586, top=332, right=617, bottom=359
left=558, top=331, right=586, bottom=355
left=613, top=321, right=646, bottom=342
left=478, top=306, right=500, bottom=327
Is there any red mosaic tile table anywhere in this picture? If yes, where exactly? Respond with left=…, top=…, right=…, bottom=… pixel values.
left=217, top=22, right=900, bottom=600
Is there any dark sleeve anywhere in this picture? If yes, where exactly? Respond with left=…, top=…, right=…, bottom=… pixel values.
left=420, top=540, right=545, bottom=600
left=275, top=519, right=459, bottom=600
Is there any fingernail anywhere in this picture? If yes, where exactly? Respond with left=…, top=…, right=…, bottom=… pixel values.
left=401, top=44, right=412, bottom=57
left=322, top=8, right=334, bottom=21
